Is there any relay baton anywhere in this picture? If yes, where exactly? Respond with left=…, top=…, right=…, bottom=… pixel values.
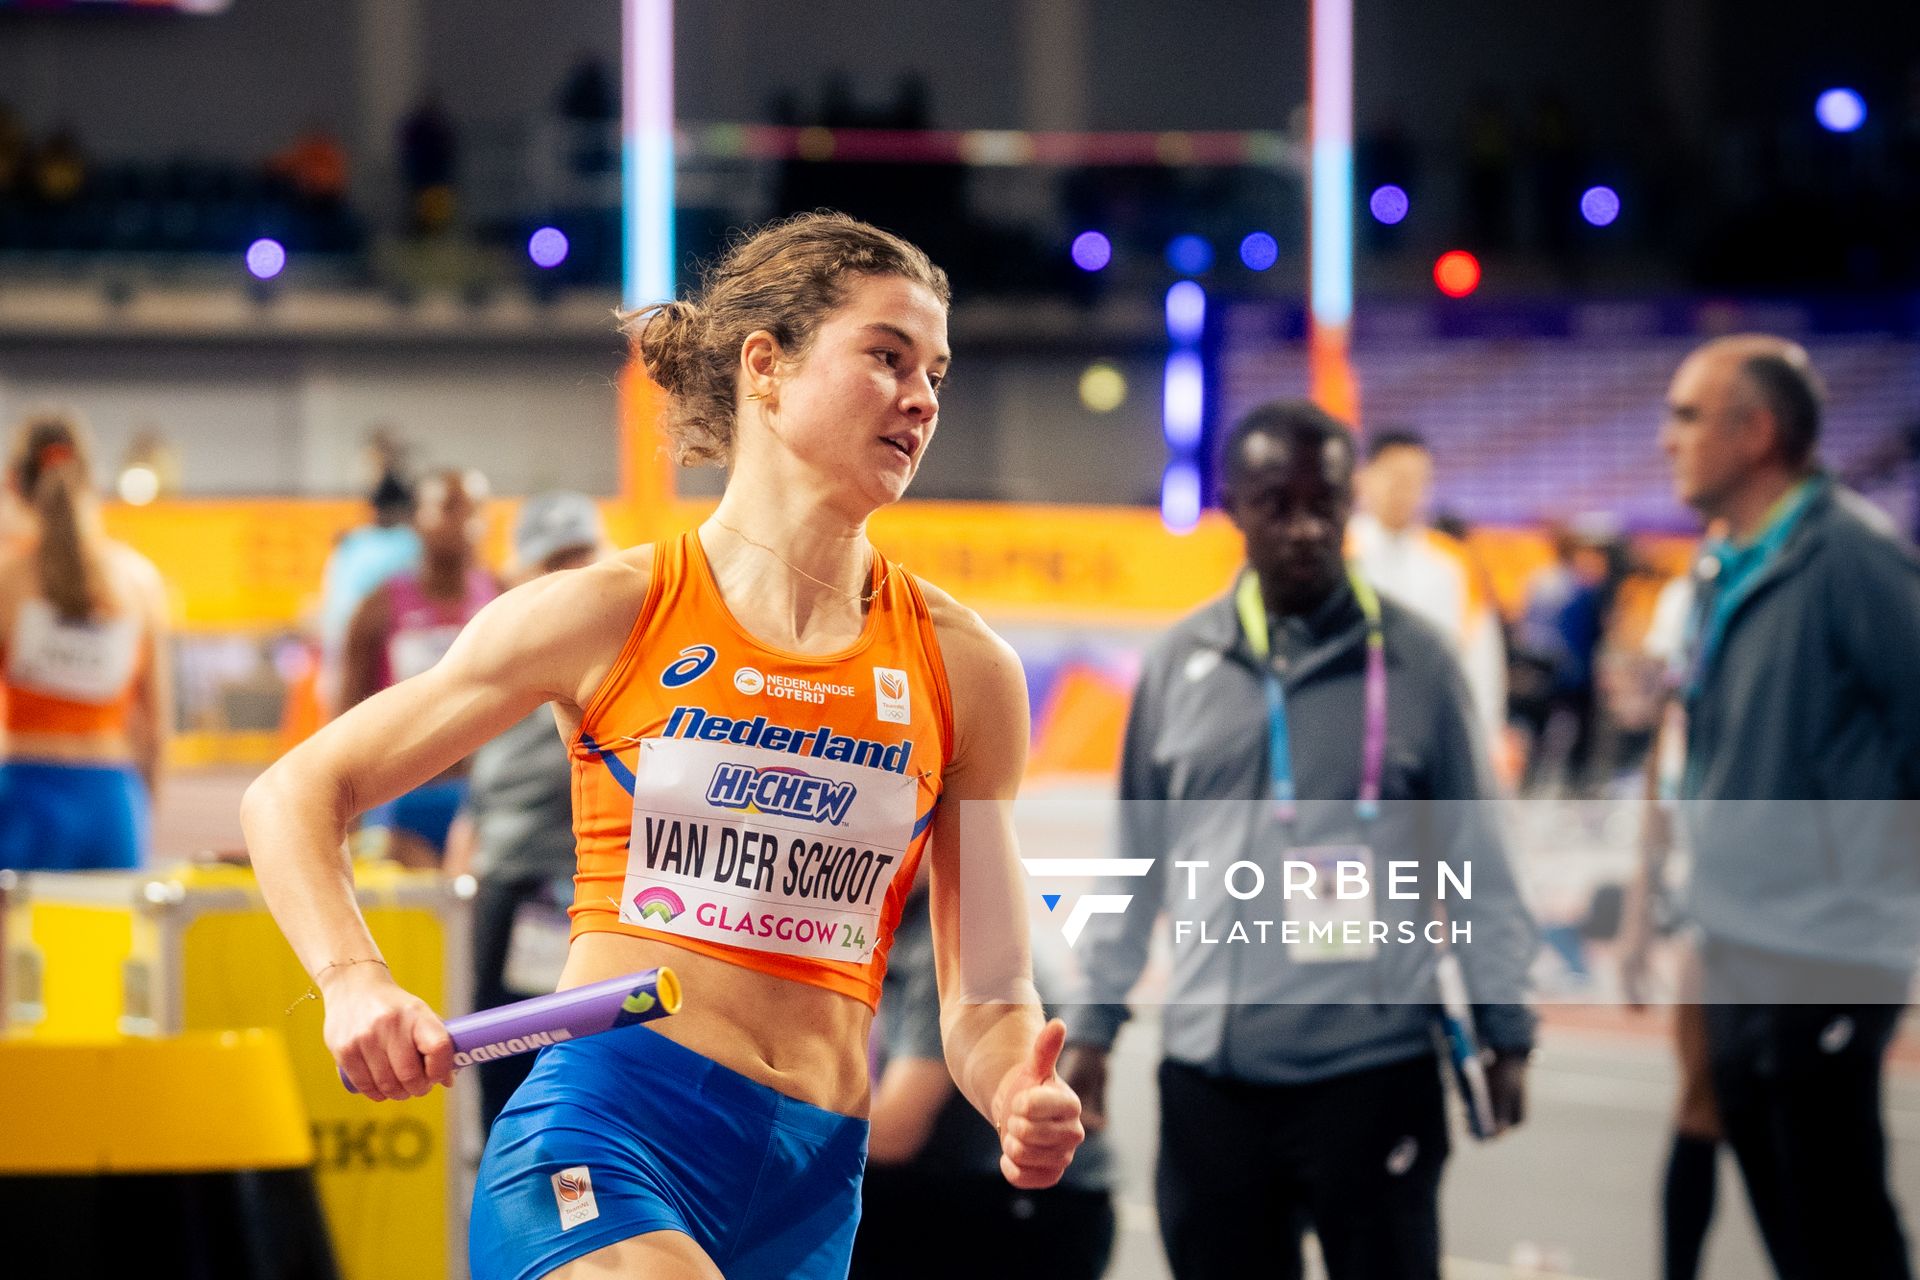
left=340, top=966, right=681, bottom=1093
left=1432, top=950, right=1496, bottom=1140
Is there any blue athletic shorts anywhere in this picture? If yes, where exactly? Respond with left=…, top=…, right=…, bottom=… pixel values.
left=470, top=1023, right=869, bottom=1280
left=360, top=778, right=467, bottom=853
left=0, top=760, right=149, bottom=871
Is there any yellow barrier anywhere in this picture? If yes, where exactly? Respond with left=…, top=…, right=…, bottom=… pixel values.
left=7, top=863, right=470, bottom=1280
left=0, top=1029, right=312, bottom=1174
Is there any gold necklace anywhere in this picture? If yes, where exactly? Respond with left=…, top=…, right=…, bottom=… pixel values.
left=711, top=520, right=892, bottom=606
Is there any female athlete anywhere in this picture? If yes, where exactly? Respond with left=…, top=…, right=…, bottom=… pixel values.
left=1, top=411, right=172, bottom=871
left=243, top=211, right=1083, bottom=1280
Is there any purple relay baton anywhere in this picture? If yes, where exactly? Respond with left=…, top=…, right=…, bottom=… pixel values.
left=340, top=966, right=682, bottom=1093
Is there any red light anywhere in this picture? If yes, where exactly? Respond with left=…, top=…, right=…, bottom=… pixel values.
left=1434, top=250, right=1481, bottom=298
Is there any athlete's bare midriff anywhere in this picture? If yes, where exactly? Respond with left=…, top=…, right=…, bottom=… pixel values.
left=4, top=729, right=137, bottom=765
left=559, top=929, right=875, bottom=1116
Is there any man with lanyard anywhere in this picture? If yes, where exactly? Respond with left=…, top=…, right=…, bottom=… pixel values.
left=1658, top=335, right=1920, bottom=1279
left=1061, top=400, right=1537, bottom=1280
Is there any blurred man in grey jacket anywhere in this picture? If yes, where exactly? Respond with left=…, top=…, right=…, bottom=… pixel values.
left=1060, top=401, right=1537, bottom=1280
left=1659, top=335, right=1920, bottom=1279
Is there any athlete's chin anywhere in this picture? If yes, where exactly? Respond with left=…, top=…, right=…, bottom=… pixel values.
left=859, top=463, right=916, bottom=508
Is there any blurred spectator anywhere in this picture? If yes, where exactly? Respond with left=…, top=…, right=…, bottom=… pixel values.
left=317, top=465, right=420, bottom=716
left=1658, top=334, right=1920, bottom=1279
left=851, top=878, right=1116, bottom=1280
left=444, top=491, right=608, bottom=1133
left=28, top=128, right=86, bottom=207
left=400, top=93, right=459, bottom=235
left=270, top=124, right=350, bottom=206
left=1349, top=429, right=1511, bottom=766
left=1842, top=416, right=1920, bottom=545
left=1514, top=524, right=1606, bottom=793
left=341, top=468, right=499, bottom=866
left=556, top=54, right=618, bottom=179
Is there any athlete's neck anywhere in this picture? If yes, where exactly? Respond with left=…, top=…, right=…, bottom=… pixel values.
left=699, top=496, right=876, bottom=651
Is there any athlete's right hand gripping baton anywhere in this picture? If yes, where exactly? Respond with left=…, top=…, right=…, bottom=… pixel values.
left=340, top=966, right=682, bottom=1093
left=1433, top=950, right=1496, bottom=1141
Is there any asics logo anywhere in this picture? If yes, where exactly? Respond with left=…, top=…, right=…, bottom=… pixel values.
left=660, top=644, right=718, bottom=688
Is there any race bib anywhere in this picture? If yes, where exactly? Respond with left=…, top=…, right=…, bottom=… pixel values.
left=1287, top=844, right=1378, bottom=963
left=388, top=624, right=462, bottom=682
left=6, top=599, right=140, bottom=703
left=620, top=736, right=917, bottom=964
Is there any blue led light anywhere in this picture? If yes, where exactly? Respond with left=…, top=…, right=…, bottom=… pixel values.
left=1166, top=234, right=1214, bottom=276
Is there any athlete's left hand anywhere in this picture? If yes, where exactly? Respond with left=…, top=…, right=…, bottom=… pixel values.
left=990, top=1018, right=1085, bottom=1188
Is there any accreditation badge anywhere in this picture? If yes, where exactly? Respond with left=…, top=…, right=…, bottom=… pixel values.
left=1285, top=844, right=1379, bottom=962
left=619, top=736, right=917, bottom=964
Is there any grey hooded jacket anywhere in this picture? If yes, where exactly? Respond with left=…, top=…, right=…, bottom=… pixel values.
left=1063, top=578, right=1538, bottom=1084
left=1680, top=480, right=1920, bottom=974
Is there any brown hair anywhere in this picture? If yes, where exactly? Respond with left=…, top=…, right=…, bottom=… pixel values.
left=624, top=211, right=950, bottom=466
left=8, top=410, right=107, bottom=622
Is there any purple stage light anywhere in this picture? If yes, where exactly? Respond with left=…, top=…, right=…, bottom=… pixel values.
left=529, top=226, right=571, bottom=269
left=1239, top=232, right=1279, bottom=271
left=1579, top=186, right=1621, bottom=227
left=245, top=238, right=286, bottom=280
left=1165, top=281, right=1207, bottom=345
left=1160, top=462, right=1201, bottom=533
left=1368, top=185, right=1409, bottom=225
left=1071, top=231, right=1113, bottom=272
left=1815, top=88, right=1866, bottom=134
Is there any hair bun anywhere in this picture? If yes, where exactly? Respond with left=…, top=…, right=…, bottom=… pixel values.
left=632, top=300, right=706, bottom=396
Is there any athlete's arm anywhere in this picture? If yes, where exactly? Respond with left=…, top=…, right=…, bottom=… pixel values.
left=922, top=590, right=1084, bottom=1189
left=241, top=552, right=651, bottom=1101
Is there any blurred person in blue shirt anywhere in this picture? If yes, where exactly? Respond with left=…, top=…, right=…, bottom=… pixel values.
left=317, top=468, right=419, bottom=714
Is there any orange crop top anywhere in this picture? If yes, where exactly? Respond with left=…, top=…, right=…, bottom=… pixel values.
left=3, top=598, right=147, bottom=737
left=569, top=531, right=955, bottom=1008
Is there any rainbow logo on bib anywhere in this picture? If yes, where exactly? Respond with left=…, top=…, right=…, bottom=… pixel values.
left=632, top=886, right=686, bottom=924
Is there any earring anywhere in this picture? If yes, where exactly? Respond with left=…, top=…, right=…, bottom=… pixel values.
left=745, top=391, right=767, bottom=402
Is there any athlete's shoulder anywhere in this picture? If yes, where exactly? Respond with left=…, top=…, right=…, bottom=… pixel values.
left=508, top=543, right=657, bottom=637
left=445, top=543, right=659, bottom=706
left=909, top=573, right=1026, bottom=751
left=103, top=538, right=165, bottom=601
left=911, top=573, right=1018, bottom=679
